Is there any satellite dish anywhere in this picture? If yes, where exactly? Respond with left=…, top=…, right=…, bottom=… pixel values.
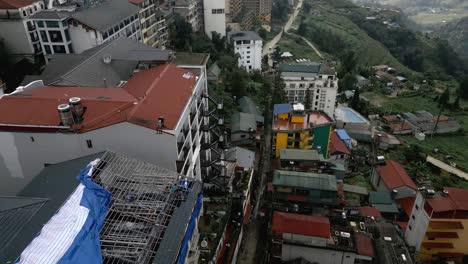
left=103, top=54, right=112, bottom=64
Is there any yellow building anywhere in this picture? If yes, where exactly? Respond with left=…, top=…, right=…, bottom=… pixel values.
left=405, top=187, right=468, bottom=261
left=272, top=104, right=333, bottom=158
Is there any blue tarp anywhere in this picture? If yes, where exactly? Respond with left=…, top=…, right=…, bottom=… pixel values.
left=176, top=194, right=203, bottom=264
left=273, top=104, right=291, bottom=115
left=336, top=129, right=351, bottom=141
left=60, top=164, right=111, bottom=264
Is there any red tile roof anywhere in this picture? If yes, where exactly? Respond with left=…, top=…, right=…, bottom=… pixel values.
left=426, top=187, right=468, bottom=213
left=354, top=232, right=375, bottom=257
left=359, top=206, right=382, bottom=218
left=0, top=64, right=197, bottom=133
left=272, top=211, right=330, bottom=238
left=0, top=0, right=38, bottom=9
left=376, top=160, right=417, bottom=190
left=397, top=197, right=415, bottom=217
left=329, top=131, right=350, bottom=155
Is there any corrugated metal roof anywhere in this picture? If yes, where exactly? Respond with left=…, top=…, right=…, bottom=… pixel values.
left=343, top=184, right=368, bottom=195
left=273, top=170, right=337, bottom=191
left=376, top=160, right=416, bottom=190
left=372, top=203, right=399, bottom=213
left=279, top=63, right=321, bottom=74
left=71, top=0, right=139, bottom=32
left=272, top=211, right=330, bottom=238
left=231, top=112, right=257, bottom=132
left=335, top=129, right=351, bottom=141
left=354, top=232, right=375, bottom=257
left=273, top=103, right=291, bottom=115
left=279, top=149, right=324, bottom=161
left=369, top=191, right=393, bottom=204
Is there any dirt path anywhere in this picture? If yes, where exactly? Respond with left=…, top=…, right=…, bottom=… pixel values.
left=287, top=32, right=324, bottom=59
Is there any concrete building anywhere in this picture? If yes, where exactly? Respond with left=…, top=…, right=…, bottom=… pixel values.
left=227, top=31, right=263, bottom=72
left=129, top=0, right=169, bottom=48
left=405, top=188, right=468, bottom=262
left=30, top=0, right=142, bottom=55
left=0, top=0, right=45, bottom=64
left=203, top=0, right=226, bottom=38
left=272, top=103, right=333, bottom=158
left=279, top=62, right=338, bottom=118
left=243, top=0, right=271, bottom=27
left=0, top=151, right=203, bottom=263
left=0, top=54, right=210, bottom=195
left=172, top=0, right=203, bottom=31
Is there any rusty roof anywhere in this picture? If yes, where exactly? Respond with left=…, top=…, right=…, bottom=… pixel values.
left=426, top=187, right=468, bottom=213
left=376, top=160, right=416, bottom=190
left=272, top=211, right=330, bottom=238
left=0, top=64, right=197, bottom=132
left=0, top=0, right=38, bottom=9
left=329, top=131, right=350, bottom=155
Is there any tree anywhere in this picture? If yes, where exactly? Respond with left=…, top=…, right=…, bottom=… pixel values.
left=258, top=28, right=267, bottom=40
left=339, top=73, right=357, bottom=92
left=171, top=14, right=192, bottom=50
left=272, top=47, right=282, bottom=62
left=459, top=76, right=468, bottom=99
left=350, top=87, right=360, bottom=111
left=338, top=51, right=356, bottom=79
left=272, top=0, right=290, bottom=22
left=272, top=73, right=287, bottom=105
left=297, top=22, right=307, bottom=35
left=303, top=1, right=312, bottom=13
left=262, top=54, right=269, bottom=72
left=438, top=88, right=450, bottom=108
left=304, top=88, right=311, bottom=110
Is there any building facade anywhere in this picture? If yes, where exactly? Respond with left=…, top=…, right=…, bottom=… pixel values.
left=130, top=0, right=169, bottom=48
left=0, top=62, right=210, bottom=195
left=243, top=0, right=271, bottom=27
left=203, top=0, right=226, bottom=38
left=227, top=31, right=262, bottom=72
left=405, top=188, right=468, bottom=261
left=0, top=0, right=45, bottom=64
left=172, top=0, right=203, bottom=32
left=279, top=63, right=338, bottom=118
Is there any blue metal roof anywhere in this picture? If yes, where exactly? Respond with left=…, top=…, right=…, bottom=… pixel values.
left=336, top=129, right=351, bottom=141
left=274, top=104, right=291, bottom=115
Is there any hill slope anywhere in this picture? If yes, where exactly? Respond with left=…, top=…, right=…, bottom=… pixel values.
left=436, top=17, right=468, bottom=58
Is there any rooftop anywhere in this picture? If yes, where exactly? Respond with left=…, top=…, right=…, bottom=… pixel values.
left=376, top=160, right=417, bottom=190
left=279, top=149, right=325, bottom=161
left=273, top=112, right=333, bottom=131
left=227, top=31, right=262, bottom=41
left=426, top=187, right=468, bottom=213
left=369, top=192, right=399, bottom=213
left=359, top=206, right=382, bottom=218
left=354, top=232, right=375, bottom=257
left=231, top=112, right=257, bottom=133
left=71, top=0, right=140, bottom=32
left=335, top=107, right=370, bottom=124
left=273, top=170, right=337, bottom=192
left=272, top=211, right=330, bottom=238
left=0, top=64, right=198, bottom=132
left=30, top=10, right=71, bottom=19
left=0, top=0, right=38, bottom=9
left=238, top=96, right=263, bottom=120
left=22, top=37, right=173, bottom=87
left=174, top=52, right=210, bottom=66
left=329, top=131, right=350, bottom=155
left=279, top=62, right=322, bottom=74
left=273, top=103, right=291, bottom=115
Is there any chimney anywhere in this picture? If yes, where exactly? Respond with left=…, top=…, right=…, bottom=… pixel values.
left=391, top=189, right=398, bottom=199
left=57, top=104, right=74, bottom=126
left=69, top=97, right=84, bottom=123
left=158, top=116, right=165, bottom=129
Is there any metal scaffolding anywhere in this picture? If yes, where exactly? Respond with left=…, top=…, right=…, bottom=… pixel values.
left=92, top=151, right=195, bottom=264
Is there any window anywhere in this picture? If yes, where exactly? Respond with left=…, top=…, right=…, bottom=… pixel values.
left=86, top=140, right=93, bottom=148
left=64, top=29, right=70, bottom=41
left=46, top=20, right=59, bottom=27
left=415, top=204, right=419, bottom=210
left=412, top=215, right=416, bottom=220
left=249, top=66, right=252, bottom=70
left=30, top=137, right=35, bottom=142
left=68, top=43, right=73, bottom=53
left=408, top=225, right=412, bottom=230
left=34, top=6, right=37, bottom=11
left=52, top=45, right=66, bottom=53
left=211, top=8, right=224, bottom=14
left=37, top=21, right=44, bottom=27
left=246, top=60, right=250, bottom=64
left=22, top=10, right=27, bottom=16
left=247, top=51, right=250, bottom=54
left=44, top=45, right=51, bottom=54
left=49, top=30, right=63, bottom=42
left=40, top=30, right=48, bottom=42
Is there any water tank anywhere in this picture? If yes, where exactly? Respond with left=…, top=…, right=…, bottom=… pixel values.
left=69, top=97, right=84, bottom=120
left=58, top=104, right=74, bottom=126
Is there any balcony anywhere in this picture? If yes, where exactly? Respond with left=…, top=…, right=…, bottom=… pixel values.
left=27, top=23, right=36, bottom=31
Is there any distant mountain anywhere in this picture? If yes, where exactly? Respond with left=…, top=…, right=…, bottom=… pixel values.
left=435, top=17, right=468, bottom=58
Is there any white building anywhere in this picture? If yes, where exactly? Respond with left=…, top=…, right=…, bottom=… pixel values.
left=0, top=0, right=45, bottom=64
left=203, top=0, right=226, bottom=38
left=227, top=31, right=263, bottom=72
left=31, top=0, right=142, bottom=55
left=0, top=58, right=210, bottom=195
left=279, top=62, right=338, bottom=117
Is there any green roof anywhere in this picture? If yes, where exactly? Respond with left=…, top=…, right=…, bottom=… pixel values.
left=231, top=112, right=257, bottom=132
left=369, top=191, right=393, bottom=204
left=373, top=203, right=399, bottom=213
left=279, top=63, right=321, bottom=73
left=0, top=153, right=103, bottom=263
left=279, top=149, right=325, bottom=161
left=273, top=170, right=337, bottom=191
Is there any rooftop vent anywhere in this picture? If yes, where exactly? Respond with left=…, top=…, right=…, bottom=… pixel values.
left=57, top=104, right=73, bottom=126
left=102, top=54, right=112, bottom=64
left=69, top=97, right=84, bottom=123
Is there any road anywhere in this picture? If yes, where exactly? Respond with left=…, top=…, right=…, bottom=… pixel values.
left=262, top=0, right=304, bottom=57
left=287, top=32, right=324, bottom=59
left=426, top=155, right=468, bottom=180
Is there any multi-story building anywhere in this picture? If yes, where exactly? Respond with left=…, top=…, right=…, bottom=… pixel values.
left=129, top=0, right=169, bottom=48
left=172, top=0, right=203, bottom=31
left=0, top=49, right=210, bottom=195
left=405, top=187, right=468, bottom=261
left=203, top=0, right=225, bottom=38
left=227, top=31, right=262, bottom=72
left=279, top=62, right=338, bottom=118
left=0, top=0, right=45, bottom=64
left=272, top=103, right=333, bottom=158
left=31, top=0, right=141, bottom=55
left=243, top=0, right=271, bottom=26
